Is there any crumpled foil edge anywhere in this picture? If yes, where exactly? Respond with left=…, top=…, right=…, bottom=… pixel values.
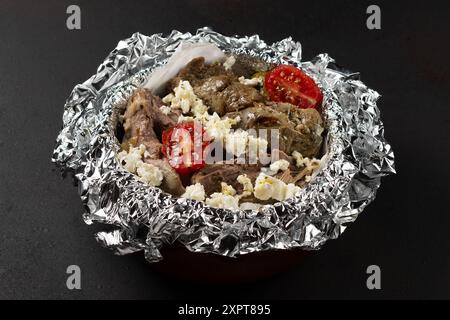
left=52, top=27, right=395, bottom=262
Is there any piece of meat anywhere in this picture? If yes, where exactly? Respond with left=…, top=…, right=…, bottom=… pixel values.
left=213, top=83, right=264, bottom=115
left=168, top=57, right=234, bottom=90
left=191, top=163, right=261, bottom=196
left=193, top=75, right=232, bottom=115
left=144, top=158, right=185, bottom=196
left=122, top=88, right=176, bottom=158
left=225, top=103, right=323, bottom=158
left=167, top=57, right=265, bottom=116
left=230, top=54, right=276, bottom=78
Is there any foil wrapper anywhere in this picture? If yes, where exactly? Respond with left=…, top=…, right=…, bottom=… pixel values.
left=52, top=27, right=395, bottom=262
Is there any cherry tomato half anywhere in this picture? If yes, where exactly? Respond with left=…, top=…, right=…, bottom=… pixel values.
left=161, top=122, right=210, bottom=175
left=264, top=65, right=323, bottom=110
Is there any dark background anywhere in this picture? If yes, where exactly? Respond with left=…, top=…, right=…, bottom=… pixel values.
left=0, top=0, right=449, bottom=300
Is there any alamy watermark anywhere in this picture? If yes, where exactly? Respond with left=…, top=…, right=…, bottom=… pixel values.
left=366, top=5, right=381, bottom=30
left=366, top=265, right=381, bottom=290
left=165, top=124, right=281, bottom=167
left=66, top=5, right=81, bottom=30
left=66, top=265, right=81, bottom=290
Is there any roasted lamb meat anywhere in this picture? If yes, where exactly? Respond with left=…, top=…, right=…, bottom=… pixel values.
left=226, top=102, right=323, bottom=158
left=118, top=51, right=325, bottom=210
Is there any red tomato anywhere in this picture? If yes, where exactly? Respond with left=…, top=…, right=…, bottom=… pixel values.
left=264, top=65, right=323, bottom=109
left=161, top=122, right=209, bottom=175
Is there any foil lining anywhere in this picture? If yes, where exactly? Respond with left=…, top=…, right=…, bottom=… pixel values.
left=52, top=27, right=395, bottom=262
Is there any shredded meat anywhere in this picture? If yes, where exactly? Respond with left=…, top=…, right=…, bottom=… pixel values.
left=122, top=88, right=176, bottom=159
left=231, top=54, right=276, bottom=78
left=168, top=57, right=264, bottom=116
left=168, top=57, right=233, bottom=90
left=225, top=102, right=323, bottom=158
left=191, top=163, right=261, bottom=196
left=144, top=158, right=185, bottom=196
left=121, top=89, right=185, bottom=196
left=213, top=82, right=264, bottom=114
left=119, top=55, right=324, bottom=206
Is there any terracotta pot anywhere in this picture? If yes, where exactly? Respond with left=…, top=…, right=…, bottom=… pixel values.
left=150, top=246, right=310, bottom=284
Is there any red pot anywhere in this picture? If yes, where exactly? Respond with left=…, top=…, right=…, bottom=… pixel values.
left=150, top=246, right=310, bottom=284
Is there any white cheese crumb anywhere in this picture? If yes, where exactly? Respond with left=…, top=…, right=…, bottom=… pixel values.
left=182, top=183, right=206, bottom=201
left=162, top=80, right=208, bottom=115
left=269, top=159, right=290, bottom=172
left=285, top=183, right=301, bottom=199
left=253, top=173, right=300, bottom=202
left=205, top=193, right=239, bottom=210
left=117, top=144, right=146, bottom=173
left=199, top=112, right=240, bottom=141
left=237, top=174, right=253, bottom=196
left=161, top=93, right=174, bottom=105
left=159, top=105, right=171, bottom=115
left=136, top=162, right=163, bottom=186
left=223, top=55, right=236, bottom=70
left=221, top=182, right=237, bottom=196
left=225, top=129, right=249, bottom=157
left=117, top=144, right=163, bottom=186
left=238, top=76, right=262, bottom=87
left=292, top=151, right=321, bottom=170
left=247, top=112, right=255, bottom=119
left=248, top=135, right=268, bottom=155
left=177, top=115, right=195, bottom=123
left=254, top=173, right=286, bottom=201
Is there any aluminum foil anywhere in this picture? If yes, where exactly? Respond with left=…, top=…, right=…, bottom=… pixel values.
left=52, top=27, right=395, bottom=262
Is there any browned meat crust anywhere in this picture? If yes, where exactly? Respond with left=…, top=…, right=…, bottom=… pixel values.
left=119, top=55, right=324, bottom=203
left=191, top=163, right=261, bottom=196
left=122, top=88, right=176, bottom=159
left=144, top=158, right=185, bottom=196
left=168, top=57, right=264, bottom=116
left=168, top=57, right=233, bottom=89
left=226, top=102, right=323, bottom=158
left=121, top=89, right=185, bottom=196
left=231, top=54, right=276, bottom=78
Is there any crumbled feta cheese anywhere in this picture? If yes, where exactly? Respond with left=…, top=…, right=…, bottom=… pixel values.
left=238, top=76, right=263, bottom=87
left=162, top=80, right=208, bottom=115
left=221, top=182, right=237, bottom=196
left=177, top=115, right=195, bottom=123
left=136, top=162, right=163, bottom=186
left=182, top=183, right=206, bottom=201
left=254, top=173, right=287, bottom=201
left=225, top=129, right=249, bottom=157
left=269, top=159, right=290, bottom=172
left=247, top=112, right=255, bottom=119
left=223, top=55, right=236, bottom=70
left=285, top=183, right=301, bottom=199
left=117, top=144, right=146, bottom=173
left=248, top=135, right=268, bottom=155
left=117, top=144, right=164, bottom=186
left=292, top=151, right=321, bottom=170
left=159, top=105, right=171, bottom=115
left=253, top=173, right=300, bottom=201
left=199, top=112, right=240, bottom=141
left=292, top=151, right=304, bottom=167
left=161, top=93, right=174, bottom=104
left=237, top=174, right=253, bottom=196
left=205, top=193, right=239, bottom=209
left=191, top=99, right=208, bottom=115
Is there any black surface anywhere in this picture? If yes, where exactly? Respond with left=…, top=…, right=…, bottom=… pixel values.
left=0, top=0, right=449, bottom=299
